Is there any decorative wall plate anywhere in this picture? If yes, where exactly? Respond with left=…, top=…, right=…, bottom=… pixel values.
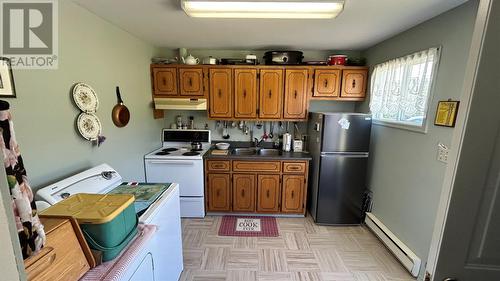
left=77, top=113, right=101, bottom=141
left=73, top=82, right=99, bottom=112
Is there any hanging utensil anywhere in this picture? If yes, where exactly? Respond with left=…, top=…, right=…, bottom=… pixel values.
left=222, top=121, right=230, bottom=139
left=263, top=122, right=268, bottom=140
left=269, top=122, right=274, bottom=139
left=112, top=86, right=130, bottom=127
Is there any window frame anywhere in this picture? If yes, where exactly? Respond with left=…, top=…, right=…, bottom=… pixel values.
left=369, top=46, right=442, bottom=134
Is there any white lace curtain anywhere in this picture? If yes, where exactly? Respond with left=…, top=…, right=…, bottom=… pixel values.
left=369, top=47, right=440, bottom=127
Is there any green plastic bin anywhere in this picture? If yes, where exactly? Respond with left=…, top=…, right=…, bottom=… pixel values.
left=41, top=193, right=139, bottom=261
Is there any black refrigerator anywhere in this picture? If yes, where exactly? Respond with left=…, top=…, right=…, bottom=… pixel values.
left=307, top=112, right=372, bottom=225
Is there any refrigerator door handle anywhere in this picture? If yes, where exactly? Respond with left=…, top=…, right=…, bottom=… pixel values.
left=320, top=152, right=369, bottom=157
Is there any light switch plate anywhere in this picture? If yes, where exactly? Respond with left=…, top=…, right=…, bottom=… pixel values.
left=437, top=143, right=449, bottom=163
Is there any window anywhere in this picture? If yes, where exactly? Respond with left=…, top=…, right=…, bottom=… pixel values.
left=369, top=47, right=440, bottom=132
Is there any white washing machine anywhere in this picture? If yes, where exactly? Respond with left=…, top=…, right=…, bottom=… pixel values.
left=36, top=163, right=184, bottom=281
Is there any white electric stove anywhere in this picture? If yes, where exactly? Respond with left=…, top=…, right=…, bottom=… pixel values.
left=144, top=129, right=211, bottom=218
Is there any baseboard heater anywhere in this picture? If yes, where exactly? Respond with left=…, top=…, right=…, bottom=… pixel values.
left=364, top=212, right=421, bottom=277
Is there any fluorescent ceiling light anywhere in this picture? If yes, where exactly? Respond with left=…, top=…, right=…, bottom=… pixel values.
left=181, top=0, right=344, bottom=19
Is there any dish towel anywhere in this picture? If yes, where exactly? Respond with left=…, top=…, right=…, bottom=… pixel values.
left=0, top=100, right=45, bottom=258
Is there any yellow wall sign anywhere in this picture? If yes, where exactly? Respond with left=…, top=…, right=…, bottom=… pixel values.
left=435, top=100, right=459, bottom=127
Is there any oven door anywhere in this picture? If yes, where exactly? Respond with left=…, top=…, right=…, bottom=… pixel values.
left=145, top=159, right=204, bottom=197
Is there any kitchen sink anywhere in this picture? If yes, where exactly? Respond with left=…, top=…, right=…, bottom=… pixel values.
left=232, top=148, right=257, bottom=155
left=257, top=148, right=281, bottom=156
left=231, top=147, right=281, bottom=156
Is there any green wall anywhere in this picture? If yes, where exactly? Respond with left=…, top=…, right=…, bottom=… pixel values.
left=357, top=1, right=478, bottom=278
left=9, top=0, right=163, bottom=188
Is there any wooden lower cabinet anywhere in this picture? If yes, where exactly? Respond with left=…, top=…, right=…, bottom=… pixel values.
left=207, top=173, right=231, bottom=211
left=282, top=175, right=305, bottom=213
left=257, top=174, right=281, bottom=213
left=205, top=160, right=308, bottom=215
left=233, top=174, right=256, bottom=212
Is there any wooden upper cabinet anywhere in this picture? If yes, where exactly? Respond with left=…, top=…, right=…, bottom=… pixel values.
left=284, top=69, right=309, bottom=119
left=152, top=67, right=177, bottom=96
left=179, top=67, right=204, bottom=96
left=281, top=175, right=305, bottom=213
left=233, top=174, right=256, bottom=212
left=257, top=174, right=281, bottom=213
left=313, top=69, right=341, bottom=98
left=207, top=173, right=231, bottom=211
left=209, top=68, right=233, bottom=118
left=341, top=69, right=368, bottom=98
left=234, top=68, right=258, bottom=119
left=259, top=69, right=283, bottom=119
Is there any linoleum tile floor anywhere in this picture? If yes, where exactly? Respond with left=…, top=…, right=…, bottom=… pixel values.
left=180, top=215, right=416, bottom=281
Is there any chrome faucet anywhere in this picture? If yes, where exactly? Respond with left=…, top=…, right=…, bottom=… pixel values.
left=254, top=137, right=265, bottom=148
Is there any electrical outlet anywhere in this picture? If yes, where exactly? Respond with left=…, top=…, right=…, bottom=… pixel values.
left=437, top=142, right=449, bottom=163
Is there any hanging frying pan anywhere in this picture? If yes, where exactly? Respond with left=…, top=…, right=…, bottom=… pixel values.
left=112, top=86, right=130, bottom=127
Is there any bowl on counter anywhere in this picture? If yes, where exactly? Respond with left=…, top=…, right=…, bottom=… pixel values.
left=215, top=142, right=230, bottom=150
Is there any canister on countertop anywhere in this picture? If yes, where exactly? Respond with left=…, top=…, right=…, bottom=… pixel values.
left=176, top=115, right=182, bottom=129
left=283, top=132, right=292, bottom=152
left=293, top=139, right=303, bottom=152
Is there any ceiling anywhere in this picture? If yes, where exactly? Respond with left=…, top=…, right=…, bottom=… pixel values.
left=72, top=0, right=468, bottom=50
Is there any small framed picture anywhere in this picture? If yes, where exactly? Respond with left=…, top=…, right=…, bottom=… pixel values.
left=434, top=100, right=459, bottom=127
left=0, top=57, right=16, bottom=98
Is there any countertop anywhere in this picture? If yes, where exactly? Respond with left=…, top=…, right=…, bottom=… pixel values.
left=203, top=142, right=312, bottom=161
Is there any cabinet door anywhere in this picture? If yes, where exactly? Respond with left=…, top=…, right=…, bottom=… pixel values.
left=152, top=67, right=177, bottom=96
left=209, top=68, right=233, bottom=118
left=179, top=68, right=204, bottom=96
left=341, top=69, right=367, bottom=98
left=234, top=68, right=258, bottom=119
left=259, top=69, right=283, bottom=119
left=313, top=69, right=341, bottom=98
left=207, top=173, right=231, bottom=211
left=284, top=69, right=309, bottom=119
left=281, top=175, right=305, bottom=213
left=233, top=174, right=256, bottom=212
left=257, top=175, right=281, bottom=213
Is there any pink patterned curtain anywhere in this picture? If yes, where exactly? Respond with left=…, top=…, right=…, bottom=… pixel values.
left=0, top=100, right=45, bottom=259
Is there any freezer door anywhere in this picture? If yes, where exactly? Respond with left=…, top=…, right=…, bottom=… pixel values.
left=315, top=154, right=368, bottom=225
left=321, top=113, right=372, bottom=153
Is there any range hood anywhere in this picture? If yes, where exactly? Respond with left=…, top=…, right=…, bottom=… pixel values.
left=154, top=98, right=207, bottom=110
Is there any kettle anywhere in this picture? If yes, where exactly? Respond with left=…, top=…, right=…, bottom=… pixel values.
left=182, top=55, right=200, bottom=65
left=191, top=141, right=202, bottom=151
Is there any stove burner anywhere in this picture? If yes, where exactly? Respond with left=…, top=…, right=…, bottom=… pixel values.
left=183, top=151, right=200, bottom=156
left=191, top=148, right=203, bottom=152
left=155, top=151, right=170, bottom=155
left=162, top=148, right=178, bottom=152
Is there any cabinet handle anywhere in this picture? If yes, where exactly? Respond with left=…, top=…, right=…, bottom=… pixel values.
left=243, top=89, right=247, bottom=98
left=218, top=89, right=222, bottom=97
left=291, top=191, right=294, bottom=198
left=216, top=190, right=220, bottom=197
left=162, top=78, right=166, bottom=85
left=188, top=77, right=193, bottom=87
left=324, top=79, right=328, bottom=87
left=213, top=164, right=224, bottom=168
left=241, top=189, right=245, bottom=197
left=268, top=90, right=272, bottom=98
left=294, top=90, right=298, bottom=99
left=289, top=166, right=299, bottom=170
left=352, top=79, right=356, bottom=88
left=266, top=190, right=270, bottom=198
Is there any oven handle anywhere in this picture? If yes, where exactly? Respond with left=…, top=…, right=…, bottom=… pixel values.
left=147, top=160, right=195, bottom=165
